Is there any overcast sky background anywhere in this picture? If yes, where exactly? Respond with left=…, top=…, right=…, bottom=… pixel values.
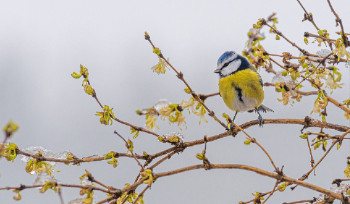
left=0, top=0, right=349, bottom=203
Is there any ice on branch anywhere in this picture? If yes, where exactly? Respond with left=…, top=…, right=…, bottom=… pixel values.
left=154, top=99, right=171, bottom=112
left=21, top=146, right=69, bottom=166
left=273, top=71, right=299, bottom=105
left=21, top=146, right=70, bottom=175
left=272, top=71, right=295, bottom=85
left=33, top=172, right=56, bottom=185
left=315, top=184, right=350, bottom=203
left=80, top=177, right=93, bottom=186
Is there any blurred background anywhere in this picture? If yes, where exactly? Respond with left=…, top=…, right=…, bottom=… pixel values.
left=0, top=0, right=349, bottom=203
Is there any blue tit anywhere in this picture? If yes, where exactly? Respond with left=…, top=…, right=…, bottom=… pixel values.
left=214, top=51, right=272, bottom=126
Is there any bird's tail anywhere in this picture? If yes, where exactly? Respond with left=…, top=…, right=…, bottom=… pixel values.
left=248, top=104, right=274, bottom=113
left=256, top=104, right=274, bottom=113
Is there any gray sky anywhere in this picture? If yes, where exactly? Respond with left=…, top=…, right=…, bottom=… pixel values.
left=0, top=0, right=349, bottom=203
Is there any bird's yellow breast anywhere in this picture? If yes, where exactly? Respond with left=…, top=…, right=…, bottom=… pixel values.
left=218, top=69, right=264, bottom=112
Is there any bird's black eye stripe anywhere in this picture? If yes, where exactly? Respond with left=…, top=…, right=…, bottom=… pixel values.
left=221, top=59, right=235, bottom=69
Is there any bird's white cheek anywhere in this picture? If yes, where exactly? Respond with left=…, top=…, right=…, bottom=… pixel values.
left=221, top=60, right=241, bottom=76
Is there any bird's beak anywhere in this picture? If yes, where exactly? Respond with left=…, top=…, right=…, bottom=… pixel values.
left=214, top=68, right=221, bottom=73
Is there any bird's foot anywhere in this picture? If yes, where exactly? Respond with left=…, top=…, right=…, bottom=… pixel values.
left=258, top=114, right=264, bottom=127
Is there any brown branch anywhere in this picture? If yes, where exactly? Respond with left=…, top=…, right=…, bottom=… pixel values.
left=113, top=117, right=160, bottom=138
left=155, top=163, right=344, bottom=201
left=327, top=95, right=350, bottom=114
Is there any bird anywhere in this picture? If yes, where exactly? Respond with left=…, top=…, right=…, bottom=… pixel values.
left=214, top=51, right=273, bottom=127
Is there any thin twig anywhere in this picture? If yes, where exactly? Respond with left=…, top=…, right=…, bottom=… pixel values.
left=89, top=176, right=110, bottom=190
left=262, top=180, right=280, bottom=204
left=114, top=131, right=144, bottom=170
left=57, top=187, right=64, bottom=204
left=306, top=137, right=315, bottom=167
left=149, top=151, right=177, bottom=170
left=327, top=0, right=348, bottom=47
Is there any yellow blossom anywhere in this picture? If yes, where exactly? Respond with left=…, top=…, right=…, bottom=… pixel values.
left=334, top=38, right=350, bottom=61
left=344, top=112, right=350, bottom=120
left=151, top=57, right=168, bottom=74
left=277, top=91, right=292, bottom=105
left=145, top=115, right=158, bottom=130
left=176, top=111, right=186, bottom=127
left=169, top=111, right=186, bottom=128
left=325, top=73, right=342, bottom=90
left=191, top=101, right=208, bottom=124
left=312, top=100, right=321, bottom=114
left=158, top=106, right=173, bottom=117
left=180, top=98, right=195, bottom=109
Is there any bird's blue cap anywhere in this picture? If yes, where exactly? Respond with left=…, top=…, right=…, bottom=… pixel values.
left=217, top=51, right=236, bottom=65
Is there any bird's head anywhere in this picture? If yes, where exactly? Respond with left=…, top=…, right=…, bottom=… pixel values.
left=214, top=51, right=251, bottom=78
